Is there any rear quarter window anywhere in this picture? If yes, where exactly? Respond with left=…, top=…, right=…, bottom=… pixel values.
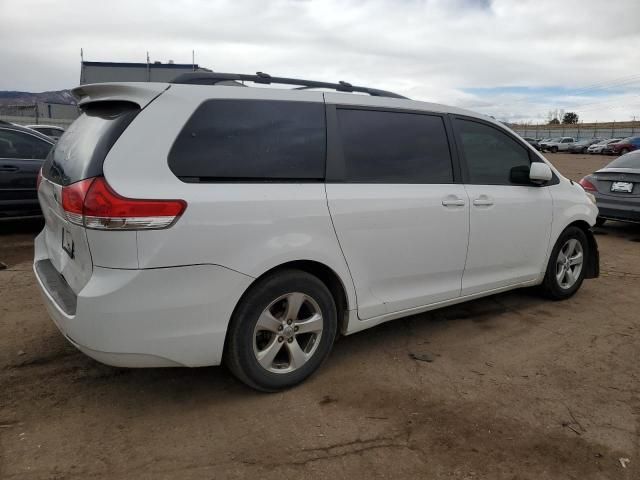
left=168, top=100, right=326, bottom=181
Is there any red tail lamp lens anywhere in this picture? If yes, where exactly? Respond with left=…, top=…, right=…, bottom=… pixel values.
left=61, top=177, right=186, bottom=229
left=578, top=177, right=597, bottom=192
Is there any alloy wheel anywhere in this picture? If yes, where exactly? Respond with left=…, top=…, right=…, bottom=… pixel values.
left=253, top=292, right=323, bottom=373
left=556, top=239, right=584, bottom=289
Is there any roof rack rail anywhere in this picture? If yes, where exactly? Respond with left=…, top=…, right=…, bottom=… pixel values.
left=170, top=72, right=408, bottom=99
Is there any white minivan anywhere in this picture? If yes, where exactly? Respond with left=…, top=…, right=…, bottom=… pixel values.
left=34, top=73, right=599, bottom=391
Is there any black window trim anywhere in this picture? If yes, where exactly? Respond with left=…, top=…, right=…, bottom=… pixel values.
left=169, top=98, right=328, bottom=184
left=449, top=114, right=559, bottom=187
left=325, top=103, right=462, bottom=184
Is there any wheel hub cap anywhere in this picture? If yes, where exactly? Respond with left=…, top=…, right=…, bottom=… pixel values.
left=282, top=325, right=295, bottom=339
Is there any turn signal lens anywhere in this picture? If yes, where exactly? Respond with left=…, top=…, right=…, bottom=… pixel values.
left=61, top=177, right=186, bottom=230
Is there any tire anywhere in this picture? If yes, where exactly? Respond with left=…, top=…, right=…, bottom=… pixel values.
left=551, top=146, right=558, bottom=153
left=581, top=147, right=587, bottom=154
left=540, top=226, right=588, bottom=300
left=595, top=217, right=607, bottom=227
left=224, top=269, right=337, bottom=392
left=620, top=148, right=629, bottom=155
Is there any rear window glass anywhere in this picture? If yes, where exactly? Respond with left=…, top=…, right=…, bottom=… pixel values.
left=336, top=109, right=453, bottom=183
left=168, top=100, right=326, bottom=181
left=42, top=101, right=139, bottom=186
left=606, top=152, right=640, bottom=169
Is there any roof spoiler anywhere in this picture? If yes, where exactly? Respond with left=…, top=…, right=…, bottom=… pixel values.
left=71, top=83, right=171, bottom=108
left=170, top=72, right=409, bottom=99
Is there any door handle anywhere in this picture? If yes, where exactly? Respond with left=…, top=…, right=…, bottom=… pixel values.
left=442, top=197, right=466, bottom=207
left=473, top=196, right=494, bottom=207
left=0, top=165, right=19, bottom=172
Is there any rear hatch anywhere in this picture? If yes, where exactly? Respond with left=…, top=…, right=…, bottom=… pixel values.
left=38, top=83, right=168, bottom=294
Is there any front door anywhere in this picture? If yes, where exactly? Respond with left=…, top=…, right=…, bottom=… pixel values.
left=452, top=117, right=553, bottom=296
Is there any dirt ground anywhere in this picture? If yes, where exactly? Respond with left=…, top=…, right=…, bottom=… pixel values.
left=1, top=153, right=638, bottom=479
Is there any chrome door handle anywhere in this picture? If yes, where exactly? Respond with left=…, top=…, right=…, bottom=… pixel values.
left=473, top=198, right=494, bottom=206
left=442, top=198, right=466, bottom=207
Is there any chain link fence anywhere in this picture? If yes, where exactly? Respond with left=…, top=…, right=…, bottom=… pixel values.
left=0, top=103, right=78, bottom=129
left=510, top=122, right=640, bottom=141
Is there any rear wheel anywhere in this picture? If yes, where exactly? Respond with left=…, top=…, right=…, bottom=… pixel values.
left=540, top=226, right=588, bottom=300
left=620, top=148, right=630, bottom=155
left=224, top=270, right=337, bottom=391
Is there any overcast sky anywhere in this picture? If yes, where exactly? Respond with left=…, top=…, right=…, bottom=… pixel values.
left=1, top=0, right=638, bottom=122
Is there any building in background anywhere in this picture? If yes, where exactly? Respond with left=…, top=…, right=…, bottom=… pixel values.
left=1, top=56, right=211, bottom=127
left=80, top=60, right=204, bottom=84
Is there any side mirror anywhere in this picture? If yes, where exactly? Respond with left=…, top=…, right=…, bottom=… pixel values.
left=529, top=162, right=553, bottom=184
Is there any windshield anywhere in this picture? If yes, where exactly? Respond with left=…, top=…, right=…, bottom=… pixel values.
left=605, top=153, right=640, bottom=169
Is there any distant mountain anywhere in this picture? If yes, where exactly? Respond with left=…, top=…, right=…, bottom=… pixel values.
left=0, top=90, right=76, bottom=106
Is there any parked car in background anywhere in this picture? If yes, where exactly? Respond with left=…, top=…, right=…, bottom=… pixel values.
left=568, top=138, right=602, bottom=154
left=34, top=73, right=600, bottom=391
left=523, top=137, right=540, bottom=150
left=603, top=136, right=640, bottom=156
left=538, top=138, right=554, bottom=150
left=25, top=124, right=65, bottom=141
left=0, top=123, right=54, bottom=219
left=587, top=138, right=621, bottom=155
left=541, top=137, right=575, bottom=153
left=580, top=150, right=640, bottom=225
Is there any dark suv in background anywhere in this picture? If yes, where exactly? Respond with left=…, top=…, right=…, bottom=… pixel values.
left=0, top=122, right=54, bottom=220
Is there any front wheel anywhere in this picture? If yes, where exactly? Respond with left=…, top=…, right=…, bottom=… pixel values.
left=540, top=226, right=588, bottom=300
left=551, top=146, right=558, bottom=153
left=224, top=270, right=337, bottom=391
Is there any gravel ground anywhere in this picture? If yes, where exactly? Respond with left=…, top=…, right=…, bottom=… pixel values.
left=0, top=153, right=638, bottom=479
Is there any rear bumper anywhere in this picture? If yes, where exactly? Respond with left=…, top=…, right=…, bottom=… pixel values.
left=594, top=196, right=640, bottom=223
left=33, top=232, right=253, bottom=367
left=598, top=207, right=640, bottom=223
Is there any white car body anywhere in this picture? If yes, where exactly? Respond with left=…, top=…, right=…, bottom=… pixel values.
left=34, top=80, right=599, bottom=371
left=542, top=137, right=575, bottom=152
left=587, top=139, right=621, bottom=154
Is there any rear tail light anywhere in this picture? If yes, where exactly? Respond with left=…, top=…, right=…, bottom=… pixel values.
left=61, top=177, right=186, bottom=230
left=578, top=177, right=597, bottom=192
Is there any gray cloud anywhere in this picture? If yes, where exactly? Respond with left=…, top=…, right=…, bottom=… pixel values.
left=0, top=0, right=638, bottom=121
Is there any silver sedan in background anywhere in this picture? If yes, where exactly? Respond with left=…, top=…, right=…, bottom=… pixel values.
left=587, top=138, right=621, bottom=154
left=579, top=151, right=640, bottom=225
